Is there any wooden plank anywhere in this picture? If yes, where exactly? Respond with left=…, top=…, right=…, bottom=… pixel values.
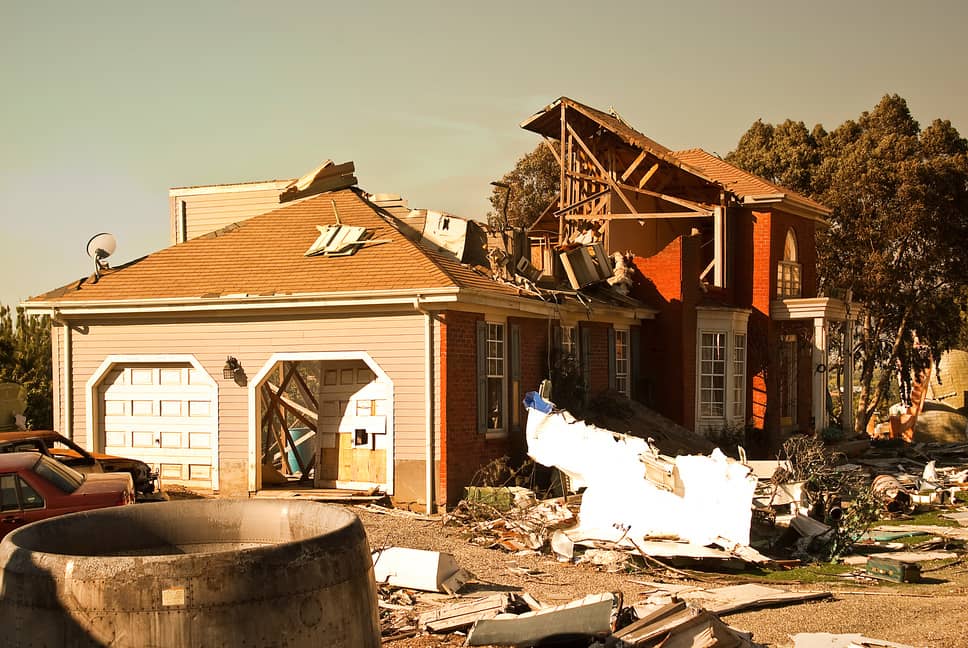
left=638, top=162, right=660, bottom=189
left=620, top=151, right=648, bottom=183
left=566, top=122, right=638, bottom=214
left=564, top=211, right=711, bottom=221
left=559, top=103, right=567, bottom=241
left=555, top=189, right=611, bottom=216
left=542, top=137, right=562, bottom=165
left=419, top=593, right=510, bottom=633
left=292, top=367, right=319, bottom=411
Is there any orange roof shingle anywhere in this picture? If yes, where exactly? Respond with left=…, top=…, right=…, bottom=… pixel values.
left=31, top=190, right=522, bottom=303
left=673, top=149, right=830, bottom=215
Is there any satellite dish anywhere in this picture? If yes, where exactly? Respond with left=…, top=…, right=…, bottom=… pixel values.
left=86, top=232, right=117, bottom=261
left=86, top=233, right=117, bottom=280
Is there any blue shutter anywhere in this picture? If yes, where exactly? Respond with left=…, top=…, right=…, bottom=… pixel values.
left=580, top=326, right=591, bottom=392
left=510, top=324, right=521, bottom=432
left=630, top=327, right=641, bottom=400
left=476, top=320, right=487, bottom=434
left=608, top=328, right=616, bottom=391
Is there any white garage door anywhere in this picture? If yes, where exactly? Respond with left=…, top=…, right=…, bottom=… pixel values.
left=98, top=363, right=217, bottom=489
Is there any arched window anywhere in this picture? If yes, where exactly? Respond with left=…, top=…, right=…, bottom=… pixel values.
left=777, top=228, right=801, bottom=297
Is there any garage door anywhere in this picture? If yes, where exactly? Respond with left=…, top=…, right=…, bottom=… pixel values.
left=98, top=363, right=217, bottom=489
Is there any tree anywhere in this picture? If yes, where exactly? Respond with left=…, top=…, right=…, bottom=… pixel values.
left=487, top=143, right=559, bottom=229
left=729, top=95, right=968, bottom=432
left=0, top=305, right=52, bottom=429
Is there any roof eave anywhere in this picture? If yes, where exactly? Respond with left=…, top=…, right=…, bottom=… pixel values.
left=741, top=194, right=832, bottom=224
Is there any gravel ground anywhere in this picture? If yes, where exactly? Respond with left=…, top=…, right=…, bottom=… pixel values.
left=355, top=506, right=968, bottom=648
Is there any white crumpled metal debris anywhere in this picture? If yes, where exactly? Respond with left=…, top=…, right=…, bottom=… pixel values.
left=524, top=392, right=757, bottom=548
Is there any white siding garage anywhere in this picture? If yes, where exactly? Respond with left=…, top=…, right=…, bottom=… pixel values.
left=93, top=359, right=218, bottom=489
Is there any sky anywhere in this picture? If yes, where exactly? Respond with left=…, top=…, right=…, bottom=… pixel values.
left=2, top=0, right=967, bottom=310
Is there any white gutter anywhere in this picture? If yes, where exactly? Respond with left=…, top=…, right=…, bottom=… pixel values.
left=24, top=287, right=655, bottom=323
left=50, top=311, right=72, bottom=440
left=413, top=296, right=435, bottom=514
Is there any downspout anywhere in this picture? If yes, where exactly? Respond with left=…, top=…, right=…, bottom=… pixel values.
left=51, top=311, right=72, bottom=440
left=413, top=296, right=436, bottom=513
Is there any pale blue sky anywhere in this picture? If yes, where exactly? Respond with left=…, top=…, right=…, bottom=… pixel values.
left=3, top=0, right=967, bottom=309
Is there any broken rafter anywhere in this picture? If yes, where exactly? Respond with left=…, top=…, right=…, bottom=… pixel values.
left=554, top=188, right=611, bottom=217
left=566, top=123, right=638, bottom=214
left=620, top=150, right=648, bottom=183
left=638, top=162, right=660, bottom=189
left=541, top=136, right=562, bottom=165
left=267, top=382, right=318, bottom=430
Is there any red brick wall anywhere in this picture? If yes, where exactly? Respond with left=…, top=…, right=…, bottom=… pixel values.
left=631, top=234, right=703, bottom=426
left=439, top=310, right=550, bottom=507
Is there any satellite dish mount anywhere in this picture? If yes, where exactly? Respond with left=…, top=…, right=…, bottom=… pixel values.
left=86, top=233, right=117, bottom=281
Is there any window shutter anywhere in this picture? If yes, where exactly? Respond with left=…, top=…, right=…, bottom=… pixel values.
left=476, top=320, right=487, bottom=434
left=510, top=324, right=521, bottom=432
left=630, top=327, right=641, bottom=400
left=608, top=328, right=616, bottom=391
left=552, top=325, right=562, bottom=353
left=580, top=326, right=591, bottom=391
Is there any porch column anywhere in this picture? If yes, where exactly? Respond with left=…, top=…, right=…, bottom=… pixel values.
left=842, top=310, right=855, bottom=434
left=812, top=317, right=828, bottom=432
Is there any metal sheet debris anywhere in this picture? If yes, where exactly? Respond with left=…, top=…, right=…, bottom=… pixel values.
left=372, top=547, right=470, bottom=593
left=524, top=392, right=757, bottom=550
left=466, top=592, right=618, bottom=646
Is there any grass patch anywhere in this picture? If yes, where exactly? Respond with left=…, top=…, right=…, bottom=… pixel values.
left=739, top=563, right=852, bottom=583
left=880, top=510, right=961, bottom=528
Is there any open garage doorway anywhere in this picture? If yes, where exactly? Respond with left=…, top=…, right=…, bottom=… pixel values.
left=249, top=352, right=394, bottom=494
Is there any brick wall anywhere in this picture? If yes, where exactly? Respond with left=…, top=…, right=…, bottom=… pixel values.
left=439, top=310, right=552, bottom=506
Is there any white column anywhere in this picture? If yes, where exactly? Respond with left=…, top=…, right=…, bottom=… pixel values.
left=812, top=317, right=828, bottom=432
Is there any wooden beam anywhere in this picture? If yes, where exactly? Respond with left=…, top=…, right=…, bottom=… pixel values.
left=566, top=122, right=638, bottom=214
left=638, top=163, right=660, bottom=189
left=554, top=188, right=610, bottom=216
left=267, top=382, right=319, bottom=430
left=292, top=369, right=319, bottom=411
left=621, top=151, right=648, bottom=183
left=541, top=137, right=561, bottom=165
left=566, top=165, right=711, bottom=214
left=559, top=103, right=567, bottom=241
left=563, top=211, right=712, bottom=221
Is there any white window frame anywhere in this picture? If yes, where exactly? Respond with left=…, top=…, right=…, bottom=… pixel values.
left=614, top=328, right=630, bottom=397
left=732, top=333, right=747, bottom=420
left=485, top=321, right=507, bottom=437
left=777, top=228, right=802, bottom=298
left=699, top=332, right=727, bottom=418
left=695, top=308, right=750, bottom=435
left=559, top=324, right=577, bottom=358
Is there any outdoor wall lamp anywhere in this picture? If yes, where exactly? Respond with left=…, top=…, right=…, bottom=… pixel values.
left=223, top=356, right=247, bottom=386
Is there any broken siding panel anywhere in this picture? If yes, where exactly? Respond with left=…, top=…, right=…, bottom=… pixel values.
left=66, top=312, right=428, bottom=464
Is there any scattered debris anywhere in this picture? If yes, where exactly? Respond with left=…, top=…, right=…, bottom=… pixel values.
left=678, top=583, right=832, bottom=615
left=419, top=593, right=513, bottom=634
left=791, top=632, right=916, bottom=648
left=864, top=556, right=921, bottom=583
left=466, top=592, right=619, bottom=646
left=372, top=547, right=470, bottom=594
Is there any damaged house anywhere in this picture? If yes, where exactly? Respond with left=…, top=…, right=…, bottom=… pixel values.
left=521, top=98, right=854, bottom=445
left=23, top=97, right=850, bottom=508
left=24, top=161, right=649, bottom=508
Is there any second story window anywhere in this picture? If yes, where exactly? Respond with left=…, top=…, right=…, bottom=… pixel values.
left=777, top=228, right=801, bottom=298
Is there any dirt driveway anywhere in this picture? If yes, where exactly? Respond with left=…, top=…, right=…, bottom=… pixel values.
left=355, top=507, right=968, bottom=648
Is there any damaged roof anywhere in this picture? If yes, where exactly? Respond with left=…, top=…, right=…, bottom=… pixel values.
left=28, top=189, right=526, bottom=305
left=673, top=148, right=831, bottom=219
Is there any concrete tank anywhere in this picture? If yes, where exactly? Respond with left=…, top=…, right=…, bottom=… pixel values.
left=0, top=499, right=380, bottom=647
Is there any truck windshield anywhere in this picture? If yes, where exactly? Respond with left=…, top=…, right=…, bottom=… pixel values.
left=32, top=455, right=85, bottom=494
